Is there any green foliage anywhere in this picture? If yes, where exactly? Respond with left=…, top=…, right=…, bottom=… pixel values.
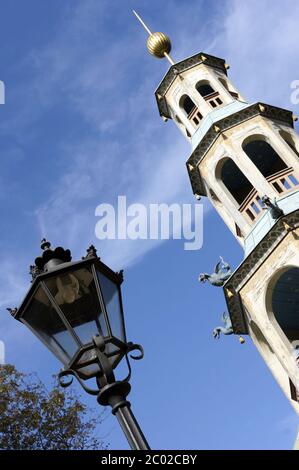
left=0, top=364, right=107, bottom=450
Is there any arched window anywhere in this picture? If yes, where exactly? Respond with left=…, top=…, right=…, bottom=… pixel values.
left=219, top=158, right=254, bottom=205
left=243, top=137, right=287, bottom=177
left=179, top=94, right=203, bottom=126
left=180, top=95, right=196, bottom=115
left=196, top=83, right=215, bottom=98
left=242, top=136, right=299, bottom=194
left=196, top=81, right=223, bottom=108
left=219, top=78, right=239, bottom=99
left=217, top=158, right=263, bottom=223
left=271, top=267, right=299, bottom=342
left=218, top=78, right=229, bottom=90
left=280, top=130, right=299, bottom=158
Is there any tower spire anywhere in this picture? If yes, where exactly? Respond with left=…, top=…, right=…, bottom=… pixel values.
left=133, top=10, right=175, bottom=65
left=132, top=10, right=152, bottom=35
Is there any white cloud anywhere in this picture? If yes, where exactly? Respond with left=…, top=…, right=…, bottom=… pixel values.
left=0, top=0, right=298, bottom=448
left=24, top=0, right=195, bottom=268
left=0, top=257, right=30, bottom=353
left=28, top=0, right=299, bottom=269
left=0, top=259, right=27, bottom=309
left=213, top=0, right=299, bottom=108
left=2, top=0, right=299, bottom=273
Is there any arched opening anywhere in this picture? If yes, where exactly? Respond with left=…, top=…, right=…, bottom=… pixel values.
left=218, top=158, right=254, bottom=205
left=196, top=82, right=215, bottom=98
left=179, top=94, right=202, bottom=126
left=180, top=95, right=196, bottom=115
left=217, top=158, right=263, bottom=223
left=268, top=267, right=299, bottom=401
left=243, top=137, right=287, bottom=177
left=219, top=78, right=239, bottom=99
left=196, top=80, right=223, bottom=108
left=251, top=312, right=299, bottom=403
left=218, top=78, right=229, bottom=90
left=271, top=267, right=299, bottom=342
left=243, top=136, right=299, bottom=194
left=280, top=130, right=299, bottom=158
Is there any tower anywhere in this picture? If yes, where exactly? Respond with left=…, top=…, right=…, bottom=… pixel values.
left=134, top=11, right=299, bottom=415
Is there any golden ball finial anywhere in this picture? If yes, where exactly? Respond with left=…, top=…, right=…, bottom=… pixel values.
left=147, top=32, right=172, bottom=59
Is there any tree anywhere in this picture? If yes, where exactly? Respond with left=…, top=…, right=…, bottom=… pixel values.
left=0, top=364, right=107, bottom=450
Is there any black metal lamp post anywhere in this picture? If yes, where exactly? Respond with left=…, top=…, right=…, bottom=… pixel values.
left=7, top=239, right=150, bottom=450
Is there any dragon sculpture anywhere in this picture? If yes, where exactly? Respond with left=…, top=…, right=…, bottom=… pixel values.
left=199, top=256, right=232, bottom=287
left=262, top=195, right=284, bottom=220
left=213, top=312, right=233, bottom=340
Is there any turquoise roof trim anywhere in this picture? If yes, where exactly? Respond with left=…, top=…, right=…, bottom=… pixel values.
left=244, top=189, right=299, bottom=257
left=191, top=100, right=250, bottom=151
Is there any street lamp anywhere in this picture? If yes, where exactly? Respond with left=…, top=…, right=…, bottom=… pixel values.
left=7, top=239, right=150, bottom=450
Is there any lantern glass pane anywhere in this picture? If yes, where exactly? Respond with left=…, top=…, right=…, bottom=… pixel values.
left=77, top=363, right=101, bottom=379
left=75, top=343, right=123, bottom=379
left=97, top=272, right=125, bottom=342
left=22, top=286, right=78, bottom=365
left=76, top=349, right=101, bottom=378
left=45, top=267, right=108, bottom=345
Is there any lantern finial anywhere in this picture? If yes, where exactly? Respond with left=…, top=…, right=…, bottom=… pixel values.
left=34, top=240, right=72, bottom=272
left=41, top=238, right=51, bottom=251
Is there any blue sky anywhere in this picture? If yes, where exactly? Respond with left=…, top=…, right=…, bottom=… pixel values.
left=0, top=0, right=299, bottom=450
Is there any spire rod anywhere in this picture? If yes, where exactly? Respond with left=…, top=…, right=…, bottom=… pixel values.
left=132, top=10, right=175, bottom=66
left=133, top=10, right=152, bottom=35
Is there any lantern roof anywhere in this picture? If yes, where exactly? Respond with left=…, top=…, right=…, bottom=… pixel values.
left=34, top=238, right=72, bottom=270
left=10, top=240, right=124, bottom=322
